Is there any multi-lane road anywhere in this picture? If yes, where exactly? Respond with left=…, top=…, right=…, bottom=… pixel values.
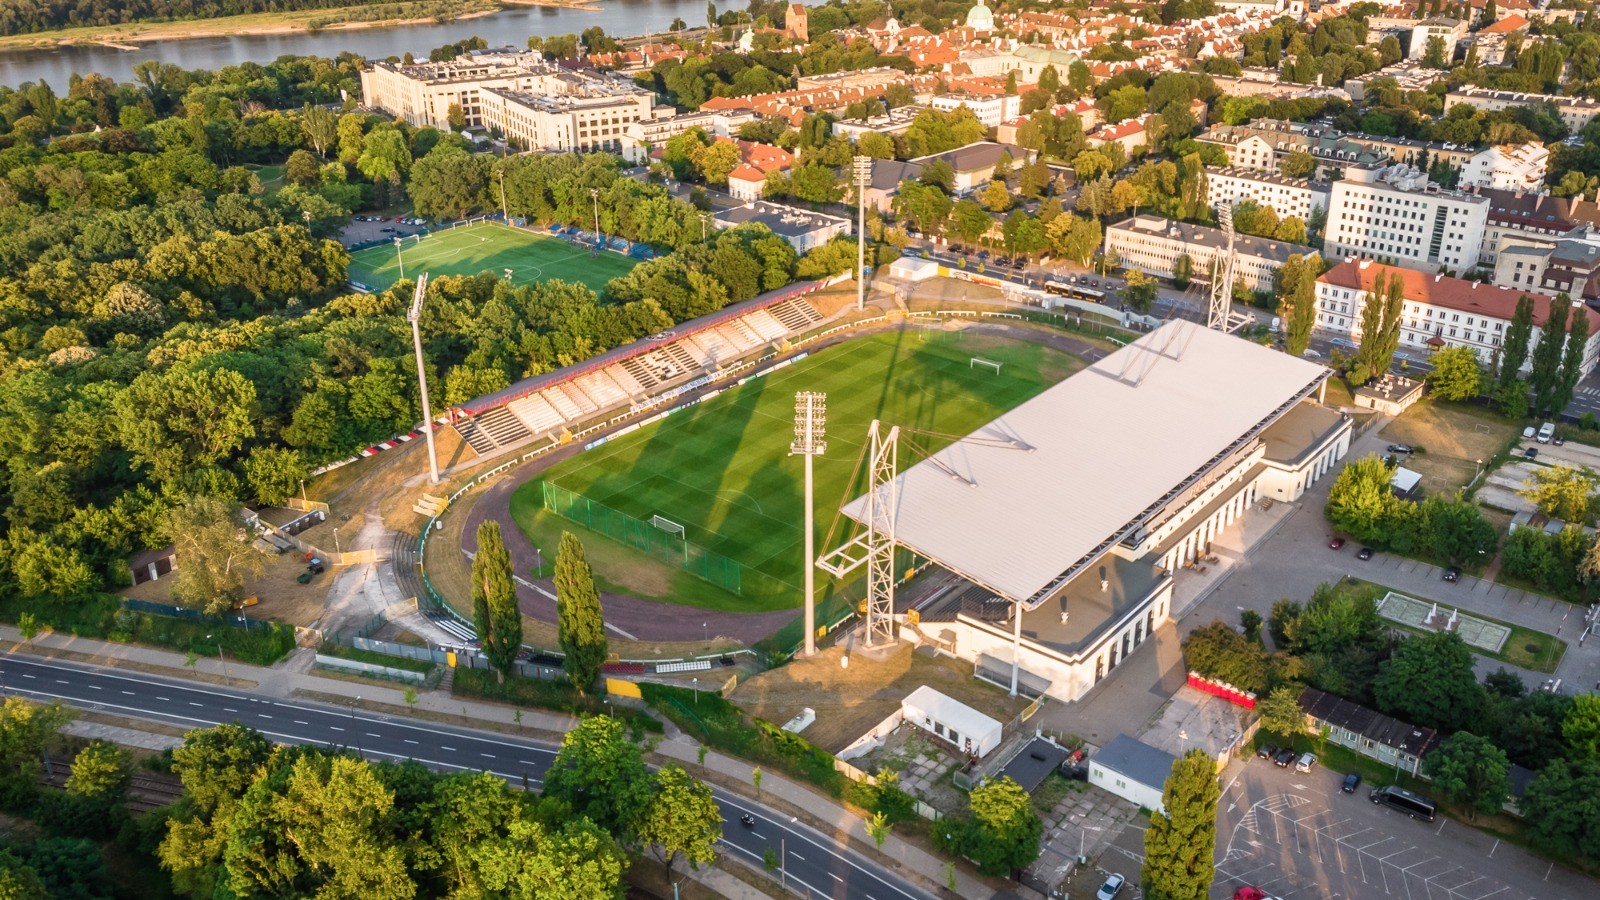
left=0, top=655, right=934, bottom=900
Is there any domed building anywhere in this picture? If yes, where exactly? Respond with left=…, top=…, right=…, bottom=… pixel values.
left=965, top=0, right=995, bottom=32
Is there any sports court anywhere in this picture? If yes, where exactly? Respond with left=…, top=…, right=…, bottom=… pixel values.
left=1376, top=591, right=1510, bottom=653
left=516, top=330, right=1085, bottom=607
left=346, top=221, right=638, bottom=293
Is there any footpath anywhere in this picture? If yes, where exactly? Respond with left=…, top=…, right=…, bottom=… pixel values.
left=0, top=625, right=991, bottom=900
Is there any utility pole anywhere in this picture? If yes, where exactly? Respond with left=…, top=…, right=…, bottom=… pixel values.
left=853, top=156, right=873, bottom=311
left=791, top=392, right=827, bottom=657
left=408, top=273, right=440, bottom=485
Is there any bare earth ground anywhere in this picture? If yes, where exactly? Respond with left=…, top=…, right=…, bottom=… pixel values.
left=119, top=549, right=330, bottom=628
left=1378, top=399, right=1516, bottom=495
left=730, top=643, right=1030, bottom=754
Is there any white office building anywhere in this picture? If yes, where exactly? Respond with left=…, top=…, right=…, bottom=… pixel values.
left=1205, top=166, right=1331, bottom=222
left=1444, top=88, right=1600, bottom=134
left=1105, top=215, right=1315, bottom=294
left=1458, top=143, right=1548, bottom=192
left=1323, top=164, right=1489, bottom=275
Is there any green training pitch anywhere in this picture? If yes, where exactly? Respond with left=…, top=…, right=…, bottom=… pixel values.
left=510, top=330, right=1085, bottom=613
left=346, top=222, right=638, bottom=294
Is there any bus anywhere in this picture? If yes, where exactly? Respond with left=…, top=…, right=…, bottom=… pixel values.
left=1370, top=785, right=1436, bottom=821
left=1044, top=280, right=1108, bottom=303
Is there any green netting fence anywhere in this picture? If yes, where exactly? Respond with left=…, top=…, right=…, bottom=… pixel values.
left=542, top=482, right=744, bottom=595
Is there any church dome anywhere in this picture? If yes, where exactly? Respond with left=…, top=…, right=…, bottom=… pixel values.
left=966, top=0, right=994, bottom=31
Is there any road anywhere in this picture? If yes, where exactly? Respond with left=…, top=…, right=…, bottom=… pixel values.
left=0, top=655, right=936, bottom=900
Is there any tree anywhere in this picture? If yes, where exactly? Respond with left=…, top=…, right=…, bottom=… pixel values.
left=1182, top=620, right=1270, bottom=694
left=1423, top=732, right=1509, bottom=820
left=1277, top=253, right=1320, bottom=357
left=1279, top=150, right=1317, bottom=179
left=1357, top=269, right=1405, bottom=380
left=1554, top=299, right=1589, bottom=415
left=857, top=132, right=895, bottom=160
left=1499, top=294, right=1536, bottom=387
left=1519, top=757, right=1600, bottom=859
left=1427, top=346, right=1483, bottom=401
left=1530, top=294, right=1571, bottom=415
left=692, top=139, right=741, bottom=185
left=1142, top=749, right=1219, bottom=900
left=167, top=496, right=265, bottom=615
left=65, top=739, right=129, bottom=802
left=1324, top=455, right=1404, bottom=545
left=242, top=446, right=307, bottom=507
left=1172, top=253, right=1195, bottom=289
left=356, top=124, right=413, bottom=186
left=1423, top=35, right=1448, bottom=69
left=0, top=698, right=74, bottom=807
left=950, top=200, right=993, bottom=245
left=981, top=179, right=1012, bottom=213
left=1257, top=686, right=1306, bottom=738
left=1520, top=466, right=1595, bottom=522
left=446, top=103, right=466, bottom=132
left=1373, top=631, right=1484, bottom=733
left=962, top=777, right=1041, bottom=877
left=0, top=851, right=46, bottom=900
left=544, top=715, right=654, bottom=838
left=1562, top=694, right=1600, bottom=761
left=1121, top=269, right=1159, bottom=313
left=301, top=104, right=338, bottom=158
left=471, top=521, right=522, bottom=683
left=636, top=764, right=721, bottom=887
left=892, top=181, right=952, bottom=237
left=115, top=365, right=257, bottom=481
left=554, top=531, right=607, bottom=694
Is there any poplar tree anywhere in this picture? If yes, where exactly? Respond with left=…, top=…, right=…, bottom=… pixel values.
left=471, top=521, right=521, bottom=683
left=555, top=531, right=608, bottom=694
left=1529, top=294, right=1570, bottom=416
left=1499, top=294, right=1536, bottom=387
left=1142, top=749, right=1220, bottom=900
left=1553, top=297, right=1589, bottom=417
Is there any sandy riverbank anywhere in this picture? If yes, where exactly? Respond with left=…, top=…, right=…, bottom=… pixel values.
left=0, top=0, right=599, bottom=53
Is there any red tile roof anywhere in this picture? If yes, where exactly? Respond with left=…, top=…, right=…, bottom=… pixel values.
left=1318, top=259, right=1597, bottom=330
left=1481, top=13, right=1530, bottom=33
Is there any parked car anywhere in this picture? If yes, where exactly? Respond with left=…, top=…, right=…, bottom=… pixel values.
left=1274, top=748, right=1296, bottom=767
left=1342, top=772, right=1362, bottom=793
left=1525, top=447, right=1539, bottom=459
left=1538, top=422, right=1556, bottom=443
left=1443, top=566, right=1461, bottom=582
left=1357, top=547, right=1374, bottom=560
left=1387, top=443, right=1413, bottom=454
left=1295, top=752, right=1318, bottom=773
left=1329, top=537, right=1346, bottom=550
left=1257, top=743, right=1280, bottom=761
left=1555, top=435, right=1567, bottom=446
left=1233, top=888, right=1269, bottom=900
left=1522, top=425, right=1536, bottom=439
left=1095, top=873, right=1125, bottom=900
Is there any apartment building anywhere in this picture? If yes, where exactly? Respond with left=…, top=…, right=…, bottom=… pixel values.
left=1408, top=17, right=1466, bottom=61
left=1493, top=227, right=1600, bottom=300
left=1314, top=258, right=1600, bottom=376
left=361, top=50, right=551, bottom=130
left=1197, top=120, right=1388, bottom=178
left=930, top=92, right=1021, bottom=129
left=1105, top=215, right=1315, bottom=293
left=1458, top=143, right=1548, bottom=191
left=1205, top=166, right=1331, bottom=222
left=714, top=201, right=851, bottom=252
left=477, top=81, right=653, bottom=154
left=1323, top=164, right=1488, bottom=275
left=1444, top=88, right=1600, bottom=134
left=620, top=108, right=758, bottom=163
left=1478, top=187, right=1600, bottom=265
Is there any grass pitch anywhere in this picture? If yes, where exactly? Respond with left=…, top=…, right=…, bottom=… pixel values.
left=510, top=329, right=1084, bottom=613
left=346, top=222, right=637, bottom=294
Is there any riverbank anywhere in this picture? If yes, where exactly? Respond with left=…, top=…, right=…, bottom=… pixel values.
left=0, top=0, right=600, bottom=53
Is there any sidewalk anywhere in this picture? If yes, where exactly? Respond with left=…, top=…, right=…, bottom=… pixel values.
left=1, top=624, right=982, bottom=898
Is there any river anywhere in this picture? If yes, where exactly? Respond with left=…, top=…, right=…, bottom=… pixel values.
left=0, top=0, right=712, bottom=87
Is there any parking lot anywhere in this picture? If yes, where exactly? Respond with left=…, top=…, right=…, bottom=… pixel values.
left=1211, top=761, right=1592, bottom=900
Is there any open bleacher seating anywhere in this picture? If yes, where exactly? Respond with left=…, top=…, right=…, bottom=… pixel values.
left=559, top=382, right=599, bottom=416
left=577, top=370, right=630, bottom=407
left=619, top=356, right=660, bottom=390
left=508, top=394, right=565, bottom=435
left=770, top=297, right=823, bottom=330
left=723, top=319, right=763, bottom=350
left=540, top=387, right=583, bottom=422
left=743, top=309, right=788, bottom=342
left=688, top=331, right=729, bottom=364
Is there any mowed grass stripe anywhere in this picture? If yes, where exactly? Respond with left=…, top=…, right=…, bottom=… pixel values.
left=347, top=222, right=636, bottom=294
left=527, top=331, right=1083, bottom=606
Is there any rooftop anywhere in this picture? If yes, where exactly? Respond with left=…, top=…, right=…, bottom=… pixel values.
left=1110, top=215, right=1315, bottom=265
left=1298, top=686, right=1440, bottom=757
left=715, top=201, right=849, bottom=238
left=1094, top=734, right=1178, bottom=788
left=1320, top=260, right=1597, bottom=330
left=840, top=321, right=1329, bottom=604
left=909, top=140, right=1028, bottom=174
left=1205, top=165, right=1332, bottom=194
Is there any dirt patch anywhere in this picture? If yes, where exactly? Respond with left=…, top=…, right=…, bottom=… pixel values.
left=1379, top=400, right=1516, bottom=495
left=731, top=644, right=1030, bottom=754
left=118, top=550, right=331, bottom=628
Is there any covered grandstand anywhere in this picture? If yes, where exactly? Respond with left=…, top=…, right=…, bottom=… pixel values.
left=835, top=320, right=1352, bottom=702
left=450, top=281, right=828, bottom=457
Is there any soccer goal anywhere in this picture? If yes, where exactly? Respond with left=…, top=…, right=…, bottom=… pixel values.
left=650, top=515, right=686, bottom=540
left=970, top=357, right=1003, bottom=375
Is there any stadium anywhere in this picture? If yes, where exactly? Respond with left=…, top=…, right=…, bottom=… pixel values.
left=830, top=320, right=1354, bottom=702
left=347, top=220, right=640, bottom=293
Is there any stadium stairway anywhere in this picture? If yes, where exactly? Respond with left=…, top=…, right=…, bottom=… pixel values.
left=454, top=417, right=501, bottom=455
left=770, top=297, right=823, bottom=330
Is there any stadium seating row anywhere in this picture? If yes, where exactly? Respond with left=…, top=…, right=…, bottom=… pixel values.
left=451, top=296, right=825, bottom=455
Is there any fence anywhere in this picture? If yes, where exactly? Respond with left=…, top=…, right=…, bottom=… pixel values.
left=541, top=482, right=745, bottom=595
left=120, top=597, right=281, bottom=632
left=314, top=653, right=427, bottom=684
left=833, top=758, right=941, bottom=821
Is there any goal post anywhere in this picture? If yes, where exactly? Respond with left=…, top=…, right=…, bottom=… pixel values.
left=650, top=515, right=685, bottom=540
left=970, top=357, right=1003, bottom=375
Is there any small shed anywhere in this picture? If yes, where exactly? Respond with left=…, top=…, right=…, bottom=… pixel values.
left=902, top=685, right=1004, bottom=758
left=1088, top=734, right=1178, bottom=813
left=888, top=256, right=939, bottom=282
left=128, top=545, right=176, bottom=586
left=1390, top=466, right=1422, bottom=498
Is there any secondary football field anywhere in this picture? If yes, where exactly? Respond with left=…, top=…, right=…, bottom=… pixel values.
left=510, top=329, right=1085, bottom=611
left=346, top=222, right=638, bottom=293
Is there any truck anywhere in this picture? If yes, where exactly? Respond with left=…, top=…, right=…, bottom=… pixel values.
left=1537, top=422, right=1556, bottom=443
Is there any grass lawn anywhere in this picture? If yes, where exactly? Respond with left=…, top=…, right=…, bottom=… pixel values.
left=1351, top=577, right=1567, bottom=673
left=347, top=222, right=637, bottom=294
left=1378, top=399, right=1518, bottom=495
left=512, top=330, right=1083, bottom=611
left=247, top=163, right=284, bottom=192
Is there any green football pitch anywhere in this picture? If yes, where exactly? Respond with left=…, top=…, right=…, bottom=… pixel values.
left=346, top=222, right=638, bottom=293
left=510, top=330, right=1085, bottom=612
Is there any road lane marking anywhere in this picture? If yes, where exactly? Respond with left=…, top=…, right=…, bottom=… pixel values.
left=330, top=726, right=344, bottom=731
left=121, top=690, right=135, bottom=695
left=832, top=873, right=844, bottom=882
left=482, top=753, right=496, bottom=759
left=189, top=702, right=202, bottom=707
left=405, top=739, right=418, bottom=745
left=442, top=746, right=456, bottom=751
left=88, top=685, right=101, bottom=690
left=224, top=707, right=238, bottom=712
left=367, top=733, right=382, bottom=738
left=294, top=720, right=309, bottom=725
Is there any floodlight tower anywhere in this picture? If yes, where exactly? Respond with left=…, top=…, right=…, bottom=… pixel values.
left=1207, top=202, right=1238, bottom=332
left=853, top=155, right=873, bottom=311
left=791, top=392, right=827, bottom=657
left=861, top=420, right=900, bottom=647
left=394, top=235, right=406, bottom=280
left=408, top=273, right=440, bottom=485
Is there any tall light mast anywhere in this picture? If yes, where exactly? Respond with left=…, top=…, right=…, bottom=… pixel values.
left=1208, top=202, right=1238, bottom=332
left=853, top=155, right=873, bottom=311
left=791, top=392, right=827, bottom=656
left=408, top=273, right=440, bottom=485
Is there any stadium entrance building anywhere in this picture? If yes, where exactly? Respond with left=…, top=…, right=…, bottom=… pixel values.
left=837, top=321, right=1351, bottom=703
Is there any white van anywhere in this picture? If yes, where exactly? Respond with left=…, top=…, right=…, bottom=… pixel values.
left=1537, top=422, right=1556, bottom=444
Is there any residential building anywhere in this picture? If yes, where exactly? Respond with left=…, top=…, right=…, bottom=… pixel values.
left=700, top=71, right=940, bottom=126
left=1408, top=17, right=1466, bottom=62
left=714, top=201, right=851, bottom=252
left=1314, top=259, right=1600, bottom=376
left=1458, top=143, right=1548, bottom=192
left=1492, top=227, right=1600, bottom=300
left=831, top=105, right=925, bottom=140
left=722, top=140, right=793, bottom=202
left=1297, top=687, right=1439, bottom=777
left=1197, top=120, right=1388, bottom=178
left=1344, top=60, right=1448, bottom=102
left=1204, top=166, right=1331, bottom=222
left=1087, top=115, right=1151, bottom=156
left=1444, top=88, right=1600, bottom=134
left=1106, top=215, right=1315, bottom=294
left=1089, top=735, right=1180, bottom=814
left=930, top=92, right=1021, bottom=129
left=908, top=141, right=1031, bottom=194
left=1472, top=13, right=1530, bottom=65
left=1478, top=186, right=1600, bottom=265
left=620, top=108, right=757, bottom=163
left=476, top=82, right=654, bottom=154
left=861, top=159, right=926, bottom=213
left=1323, top=164, right=1488, bottom=274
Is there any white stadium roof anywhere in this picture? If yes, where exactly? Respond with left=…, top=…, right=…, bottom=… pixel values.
left=840, top=321, right=1329, bottom=605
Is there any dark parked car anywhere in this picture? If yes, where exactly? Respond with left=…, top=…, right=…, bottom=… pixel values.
left=1357, top=547, right=1374, bottom=560
left=1443, top=566, right=1461, bottom=582
left=1257, top=743, right=1280, bottom=761
left=1342, top=772, right=1362, bottom=793
left=1387, top=443, right=1413, bottom=453
left=1329, top=537, right=1346, bottom=550
left=1525, top=447, right=1539, bottom=459
left=1274, top=748, right=1296, bottom=767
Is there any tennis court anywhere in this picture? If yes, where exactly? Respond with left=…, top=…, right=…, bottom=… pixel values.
left=347, top=222, right=638, bottom=293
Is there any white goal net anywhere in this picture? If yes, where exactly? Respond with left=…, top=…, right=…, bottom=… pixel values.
left=650, top=515, right=685, bottom=539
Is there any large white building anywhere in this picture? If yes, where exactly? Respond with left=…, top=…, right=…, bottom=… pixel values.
left=1105, top=215, right=1315, bottom=294
left=1408, top=17, right=1466, bottom=61
left=1444, top=88, right=1600, bottom=134
left=1314, top=259, right=1600, bottom=376
left=837, top=322, right=1351, bottom=704
left=1205, top=166, right=1331, bottom=222
left=929, top=93, right=1021, bottom=129
left=477, top=83, right=653, bottom=154
left=1458, top=143, right=1548, bottom=192
left=620, top=108, right=757, bottom=163
left=1323, top=164, right=1488, bottom=275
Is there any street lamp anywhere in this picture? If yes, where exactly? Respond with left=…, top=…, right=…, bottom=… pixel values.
left=205, top=634, right=229, bottom=687
left=332, top=526, right=341, bottom=555
left=407, top=273, right=441, bottom=485
left=852, top=156, right=873, bottom=312
left=590, top=188, right=601, bottom=257
left=393, top=235, right=405, bottom=280
left=691, top=676, right=698, bottom=708
left=498, top=168, right=509, bottom=224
